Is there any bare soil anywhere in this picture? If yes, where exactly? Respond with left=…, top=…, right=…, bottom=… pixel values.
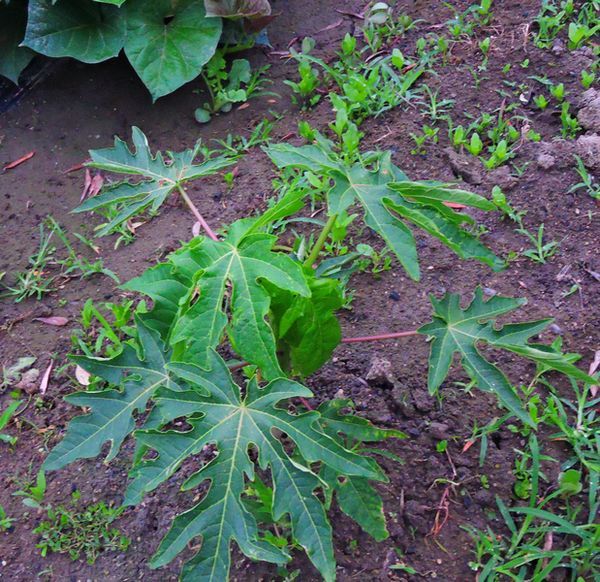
left=0, top=1, right=598, bottom=580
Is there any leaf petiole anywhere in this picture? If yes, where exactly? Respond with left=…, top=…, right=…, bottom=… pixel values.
left=303, top=213, right=338, bottom=268
left=341, top=330, right=420, bottom=343
left=176, top=183, right=219, bottom=241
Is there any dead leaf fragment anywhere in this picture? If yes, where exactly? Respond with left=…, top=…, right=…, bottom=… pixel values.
left=33, top=316, right=69, bottom=326
left=39, top=361, right=53, bottom=395
left=2, top=151, right=35, bottom=172
left=75, top=365, right=91, bottom=386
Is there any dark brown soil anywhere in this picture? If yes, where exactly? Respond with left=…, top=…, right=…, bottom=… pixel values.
left=0, top=1, right=598, bottom=581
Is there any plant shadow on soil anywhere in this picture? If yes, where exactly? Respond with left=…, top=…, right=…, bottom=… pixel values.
left=0, top=0, right=598, bottom=580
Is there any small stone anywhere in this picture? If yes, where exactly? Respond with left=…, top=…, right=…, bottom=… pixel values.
left=551, top=38, right=565, bottom=55
left=549, top=323, right=563, bottom=334
left=488, top=165, right=518, bottom=191
left=365, top=356, right=395, bottom=389
left=407, top=427, right=421, bottom=438
left=389, top=290, right=400, bottom=301
left=473, top=489, right=494, bottom=506
left=483, top=287, right=497, bottom=297
left=403, top=500, right=430, bottom=535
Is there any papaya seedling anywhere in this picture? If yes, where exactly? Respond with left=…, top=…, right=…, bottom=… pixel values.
left=73, top=127, right=236, bottom=237
left=43, top=123, right=595, bottom=581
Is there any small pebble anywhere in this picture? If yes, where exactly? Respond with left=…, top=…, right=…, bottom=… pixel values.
left=549, top=323, right=563, bottom=334
left=389, top=291, right=400, bottom=301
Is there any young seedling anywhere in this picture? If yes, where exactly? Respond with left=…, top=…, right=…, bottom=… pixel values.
left=13, top=469, right=47, bottom=509
left=533, top=94, right=549, bottom=110
left=581, top=69, right=596, bottom=89
left=479, top=37, right=491, bottom=69
left=568, top=20, right=600, bottom=50
left=519, top=223, right=559, bottom=264
left=0, top=399, right=22, bottom=445
left=410, top=124, right=439, bottom=154
left=195, top=52, right=272, bottom=123
left=0, top=505, right=15, bottom=532
left=35, top=498, right=130, bottom=564
left=533, top=0, right=575, bottom=48
left=0, top=223, right=56, bottom=302
left=560, top=101, right=581, bottom=138
left=568, top=155, right=600, bottom=199
left=417, top=86, right=455, bottom=122
left=213, top=117, right=276, bottom=156
left=550, top=82, right=565, bottom=102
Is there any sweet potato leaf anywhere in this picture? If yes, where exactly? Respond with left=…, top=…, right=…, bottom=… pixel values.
left=124, top=0, right=222, bottom=100
left=0, top=0, right=34, bottom=83
left=418, top=287, right=596, bottom=425
left=24, top=0, right=125, bottom=63
left=126, top=353, right=384, bottom=581
left=265, top=142, right=502, bottom=280
left=44, top=317, right=181, bottom=471
left=74, top=127, right=234, bottom=235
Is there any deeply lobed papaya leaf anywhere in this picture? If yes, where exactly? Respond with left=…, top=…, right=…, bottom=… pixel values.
left=124, top=188, right=315, bottom=379
left=164, top=231, right=310, bottom=380
left=317, top=399, right=406, bottom=541
left=44, top=317, right=182, bottom=471
left=265, top=141, right=503, bottom=281
left=418, top=287, right=596, bottom=425
left=74, top=127, right=234, bottom=236
left=125, top=353, right=388, bottom=581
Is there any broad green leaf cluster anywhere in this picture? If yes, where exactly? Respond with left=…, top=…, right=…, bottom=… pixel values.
left=0, top=0, right=271, bottom=99
left=45, top=123, right=595, bottom=581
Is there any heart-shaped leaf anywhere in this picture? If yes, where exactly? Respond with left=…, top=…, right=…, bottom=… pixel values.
left=0, top=0, right=34, bottom=83
left=124, top=0, right=222, bottom=100
left=24, top=0, right=125, bottom=63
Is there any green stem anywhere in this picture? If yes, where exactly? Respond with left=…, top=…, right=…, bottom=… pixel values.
left=177, top=183, right=219, bottom=241
left=303, top=213, right=337, bottom=268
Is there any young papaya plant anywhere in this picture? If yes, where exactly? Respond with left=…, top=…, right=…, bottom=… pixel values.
left=265, top=123, right=504, bottom=280
left=44, top=123, right=595, bottom=581
left=73, top=127, right=235, bottom=237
